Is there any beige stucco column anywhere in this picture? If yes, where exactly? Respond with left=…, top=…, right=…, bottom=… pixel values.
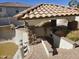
left=56, top=19, right=68, bottom=26
left=75, top=16, right=79, bottom=29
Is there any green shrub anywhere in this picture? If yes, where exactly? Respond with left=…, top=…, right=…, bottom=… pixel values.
left=66, top=30, right=79, bottom=41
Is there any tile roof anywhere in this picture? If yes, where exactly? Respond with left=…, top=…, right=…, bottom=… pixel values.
left=0, top=2, right=30, bottom=8
left=14, top=4, right=79, bottom=20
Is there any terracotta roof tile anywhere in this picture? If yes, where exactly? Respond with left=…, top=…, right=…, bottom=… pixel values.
left=14, top=4, right=79, bottom=20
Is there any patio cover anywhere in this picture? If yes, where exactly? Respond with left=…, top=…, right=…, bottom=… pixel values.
left=14, top=4, right=79, bottom=20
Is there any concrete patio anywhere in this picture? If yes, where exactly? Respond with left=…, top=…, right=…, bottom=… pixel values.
left=24, top=40, right=79, bottom=59
left=50, top=48, right=79, bottom=59
left=27, top=43, right=48, bottom=59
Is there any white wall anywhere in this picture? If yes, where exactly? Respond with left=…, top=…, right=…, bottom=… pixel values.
left=75, top=16, right=79, bottom=21
left=52, top=34, right=74, bottom=49
left=60, top=37, right=73, bottom=49
left=56, top=19, right=68, bottom=26
left=13, top=28, right=30, bottom=57
left=13, top=29, right=23, bottom=45
left=13, top=47, right=23, bottom=59
left=75, top=16, right=79, bottom=28
left=13, top=28, right=29, bottom=45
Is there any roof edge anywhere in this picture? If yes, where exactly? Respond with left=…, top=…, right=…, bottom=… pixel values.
left=13, top=4, right=43, bottom=19
left=13, top=3, right=79, bottom=20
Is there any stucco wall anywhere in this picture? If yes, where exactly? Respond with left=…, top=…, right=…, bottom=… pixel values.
left=0, top=7, right=27, bottom=17
left=75, top=16, right=79, bottom=29
left=56, top=19, right=68, bottom=26
left=13, top=28, right=30, bottom=56
left=13, top=46, right=23, bottom=59
left=6, top=7, right=27, bottom=16
left=0, top=17, right=24, bottom=26
left=0, top=7, right=6, bottom=16
left=0, top=17, right=25, bottom=41
left=0, top=25, right=15, bottom=40
left=75, top=16, right=79, bottom=21
left=13, top=28, right=29, bottom=45
left=52, top=34, right=74, bottom=49
left=60, top=37, right=73, bottom=49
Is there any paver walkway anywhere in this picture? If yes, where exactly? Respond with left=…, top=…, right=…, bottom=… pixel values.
left=43, top=37, right=79, bottom=59
left=50, top=48, right=79, bottom=59
left=24, top=37, right=79, bottom=59
left=25, top=43, right=48, bottom=59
